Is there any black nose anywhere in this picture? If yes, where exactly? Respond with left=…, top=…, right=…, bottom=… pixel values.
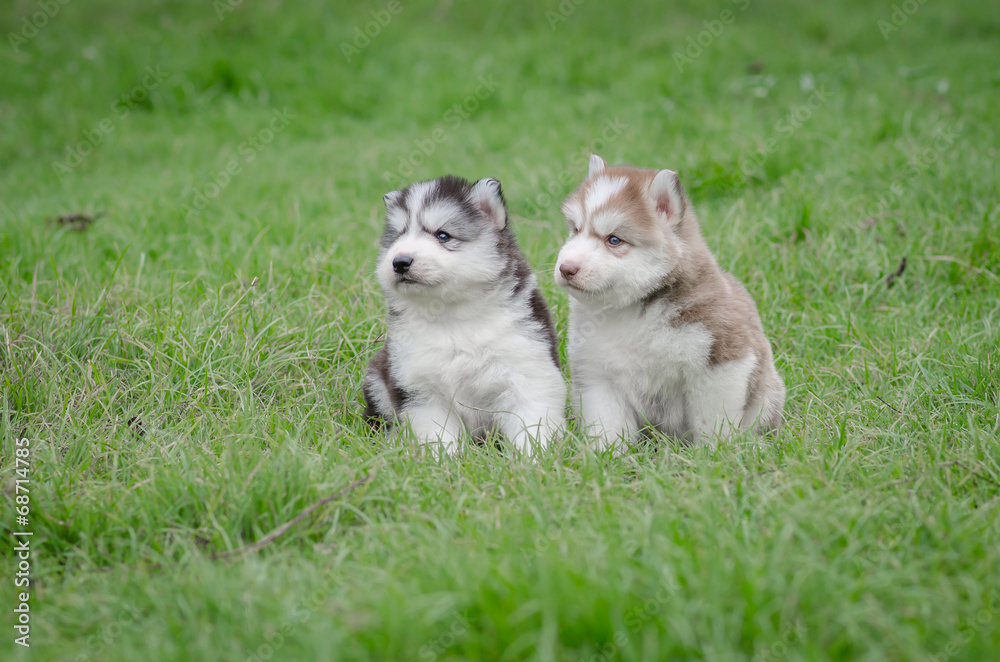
left=392, top=255, right=413, bottom=274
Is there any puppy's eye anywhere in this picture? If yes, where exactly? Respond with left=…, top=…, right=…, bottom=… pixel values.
left=435, top=231, right=452, bottom=242
left=607, top=235, right=623, bottom=246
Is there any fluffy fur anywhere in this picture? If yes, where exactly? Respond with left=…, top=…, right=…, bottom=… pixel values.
left=554, top=155, right=785, bottom=449
left=363, top=175, right=566, bottom=454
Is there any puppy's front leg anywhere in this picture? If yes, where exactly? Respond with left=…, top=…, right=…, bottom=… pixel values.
left=497, top=401, right=564, bottom=455
left=685, top=355, right=756, bottom=448
left=403, top=402, right=464, bottom=456
left=578, top=383, right=635, bottom=453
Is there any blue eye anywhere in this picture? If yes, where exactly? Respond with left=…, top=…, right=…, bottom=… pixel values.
left=435, top=231, right=452, bottom=242
left=607, top=235, right=622, bottom=246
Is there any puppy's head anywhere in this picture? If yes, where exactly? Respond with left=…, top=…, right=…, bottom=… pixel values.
left=554, top=154, right=692, bottom=308
left=378, top=176, right=509, bottom=304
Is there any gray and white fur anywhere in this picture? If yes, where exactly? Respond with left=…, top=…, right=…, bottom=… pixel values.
left=363, top=176, right=566, bottom=454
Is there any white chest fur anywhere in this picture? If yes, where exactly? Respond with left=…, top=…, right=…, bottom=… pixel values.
left=570, top=303, right=712, bottom=380
left=569, top=302, right=755, bottom=443
left=391, top=301, right=560, bottom=414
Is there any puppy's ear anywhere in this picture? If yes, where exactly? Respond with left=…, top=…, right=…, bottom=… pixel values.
left=470, top=178, right=507, bottom=229
left=648, top=169, right=686, bottom=225
left=589, top=154, right=608, bottom=177
left=383, top=190, right=403, bottom=209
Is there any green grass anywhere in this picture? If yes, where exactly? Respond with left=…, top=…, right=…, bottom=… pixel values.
left=2, top=0, right=999, bottom=660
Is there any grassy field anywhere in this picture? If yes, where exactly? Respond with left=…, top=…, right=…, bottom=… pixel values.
left=2, top=0, right=999, bottom=659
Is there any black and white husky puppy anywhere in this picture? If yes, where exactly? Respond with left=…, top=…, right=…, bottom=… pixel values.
left=363, top=176, right=566, bottom=455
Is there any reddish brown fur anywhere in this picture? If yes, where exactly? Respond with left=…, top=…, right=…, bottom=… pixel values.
left=571, top=163, right=782, bottom=432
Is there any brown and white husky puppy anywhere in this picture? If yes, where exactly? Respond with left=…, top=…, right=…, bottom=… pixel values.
left=554, top=155, right=785, bottom=450
left=364, top=175, right=566, bottom=455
